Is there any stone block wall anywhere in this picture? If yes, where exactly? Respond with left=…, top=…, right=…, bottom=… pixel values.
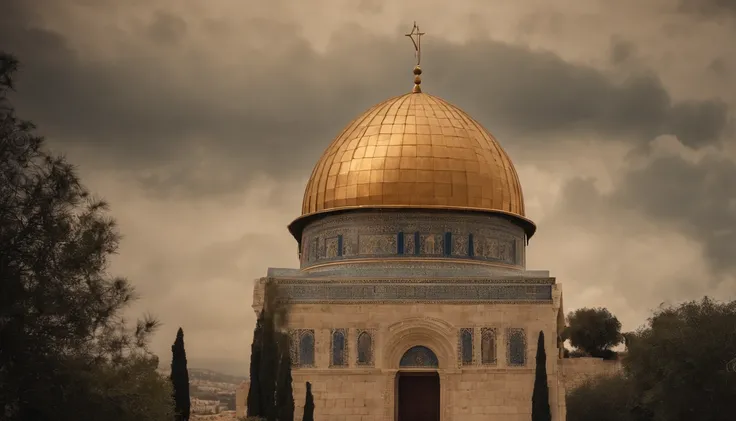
left=292, top=372, right=385, bottom=421
left=559, top=357, right=623, bottom=391
left=282, top=302, right=565, bottom=421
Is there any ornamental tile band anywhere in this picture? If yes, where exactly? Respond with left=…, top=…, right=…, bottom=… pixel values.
left=300, top=210, right=526, bottom=268
left=276, top=282, right=552, bottom=303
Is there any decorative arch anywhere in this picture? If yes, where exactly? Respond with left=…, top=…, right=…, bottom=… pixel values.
left=400, top=345, right=439, bottom=368
left=383, top=317, right=456, bottom=369
left=299, top=330, right=315, bottom=367
left=330, top=329, right=347, bottom=367
left=357, top=330, right=374, bottom=366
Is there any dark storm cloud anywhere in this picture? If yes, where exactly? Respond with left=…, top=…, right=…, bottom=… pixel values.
left=610, top=38, right=637, bottom=65
left=616, top=154, right=736, bottom=274
left=556, top=151, right=736, bottom=276
left=147, top=11, right=188, bottom=45
left=0, top=0, right=729, bottom=195
left=678, top=0, right=736, bottom=17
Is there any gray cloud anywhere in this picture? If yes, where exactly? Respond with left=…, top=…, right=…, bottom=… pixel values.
left=2, top=0, right=729, bottom=199
left=550, top=144, right=736, bottom=277
left=610, top=38, right=637, bottom=65
left=678, top=0, right=736, bottom=18
left=616, top=153, right=736, bottom=274
left=3, top=0, right=736, bottom=374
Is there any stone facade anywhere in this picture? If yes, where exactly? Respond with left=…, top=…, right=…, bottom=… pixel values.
left=235, top=351, right=623, bottom=420
left=249, top=210, right=570, bottom=420
left=252, top=277, right=568, bottom=421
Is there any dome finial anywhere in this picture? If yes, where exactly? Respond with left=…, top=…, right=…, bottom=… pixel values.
left=405, top=21, right=425, bottom=93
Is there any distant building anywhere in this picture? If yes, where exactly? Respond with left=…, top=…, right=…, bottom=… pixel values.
left=191, top=398, right=220, bottom=415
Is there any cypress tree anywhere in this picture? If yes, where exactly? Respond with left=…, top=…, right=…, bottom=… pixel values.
left=259, top=312, right=278, bottom=421
left=302, top=382, right=315, bottom=421
left=275, top=333, right=294, bottom=421
left=170, top=328, right=191, bottom=421
left=247, top=311, right=264, bottom=417
left=532, top=330, right=551, bottom=421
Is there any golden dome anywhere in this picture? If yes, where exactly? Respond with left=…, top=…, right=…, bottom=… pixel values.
left=293, top=92, right=535, bottom=237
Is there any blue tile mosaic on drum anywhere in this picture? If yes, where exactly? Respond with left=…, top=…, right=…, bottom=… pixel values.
left=299, top=211, right=527, bottom=269
left=267, top=263, right=551, bottom=279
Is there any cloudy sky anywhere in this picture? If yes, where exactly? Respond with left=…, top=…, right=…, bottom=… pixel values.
left=3, top=0, right=735, bottom=374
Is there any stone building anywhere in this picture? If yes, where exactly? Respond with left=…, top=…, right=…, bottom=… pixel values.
left=251, top=63, right=568, bottom=421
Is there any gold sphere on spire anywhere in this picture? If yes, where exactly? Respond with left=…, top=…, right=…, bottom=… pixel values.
left=412, top=66, right=422, bottom=93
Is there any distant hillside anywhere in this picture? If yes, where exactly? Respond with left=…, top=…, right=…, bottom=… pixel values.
left=156, top=367, right=247, bottom=385
left=188, top=368, right=247, bottom=385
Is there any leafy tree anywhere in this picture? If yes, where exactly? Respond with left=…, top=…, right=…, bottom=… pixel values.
left=624, top=297, right=736, bottom=421
left=565, top=308, right=622, bottom=358
left=247, top=311, right=264, bottom=418
left=566, top=374, right=638, bottom=421
left=532, top=331, right=551, bottom=421
left=302, top=382, right=314, bottom=421
left=171, top=328, right=191, bottom=421
left=0, top=52, right=173, bottom=421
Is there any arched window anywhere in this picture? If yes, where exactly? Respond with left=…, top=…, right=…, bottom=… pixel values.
left=460, top=328, right=473, bottom=365
left=481, top=328, right=497, bottom=364
left=400, top=346, right=439, bottom=368
left=299, top=330, right=315, bottom=367
left=331, top=329, right=347, bottom=367
left=357, top=331, right=373, bottom=366
left=507, top=328, right=526, bottom=366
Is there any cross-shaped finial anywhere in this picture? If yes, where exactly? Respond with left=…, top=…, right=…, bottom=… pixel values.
left=405, top=21, right=425, bottom=66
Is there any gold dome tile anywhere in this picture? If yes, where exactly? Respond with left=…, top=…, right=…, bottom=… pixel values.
left=296, top=92, right=534, bottom=236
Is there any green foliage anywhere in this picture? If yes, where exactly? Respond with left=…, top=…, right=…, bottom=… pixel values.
left=532, top=331, right=551, bottom=421
left=171, top=328, right=191, bottom=421
left=624, top=297, right=736, bottom=421
left=302, top=382, right=314, bottom=421
left=565, top=307, right=623, bottom=357
left=0, top=52, right=173, bottom=421
left=566, top=374, right=639, bottom=421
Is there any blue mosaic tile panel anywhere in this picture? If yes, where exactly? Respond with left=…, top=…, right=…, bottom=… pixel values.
left=506, top=328, right=527, bottom=367
left=325, top=237, right=339, bottom=259
left=358, top=234, right=397, bottom=255
left=453, top=235, right=469, bottom=257
left=277, top=282, right=552, bottom=303
left=308, top=238, right=317, bottom=262
left=342, top=233, right=357, bottom=256
left=291, top=329, right=315, bottom=368
left=330, top=328, right=348, bottom=367
left=419, top=233, right=444, bottom=255
left=299, top=210, right=527, bottom=268
left=404, top=233, right=416, bottom=255
left=475, top=237, right=516, bottom=265
left=316, top=237, right=325, bottom=260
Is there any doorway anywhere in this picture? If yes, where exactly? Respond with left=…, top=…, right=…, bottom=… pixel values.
left=396, top=372, right=440, bottom=421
